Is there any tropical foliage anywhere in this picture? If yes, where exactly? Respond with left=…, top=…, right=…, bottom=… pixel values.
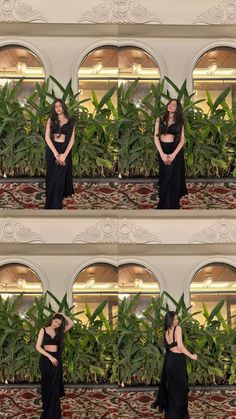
left=0, top=77, right=118, bottom=178
left=0, top=291, right=117, bottom=385
left=119, top=292, right=236, bottom=386
left=118, top=78, right=236, bottom=178
left=0, top=77, right=235, bottom=178
left=0, top=291, right=236, bottom=386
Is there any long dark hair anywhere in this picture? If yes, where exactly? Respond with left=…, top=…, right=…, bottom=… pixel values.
left=50, top=98, right=69, bottom=140
left=164, top=311, right=177, bottom=331
left=161, top=99, right=184, bottom=142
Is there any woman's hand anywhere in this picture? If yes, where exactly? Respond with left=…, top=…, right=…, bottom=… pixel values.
left=48, top=355, right=58, bottom=366
left=56, top=154, right=66, bottom=166
left=167, top=154, right=175, bottom=164
left=191, top=354, right=198, bottom=361
left=161, top=153, right=169, bottom=165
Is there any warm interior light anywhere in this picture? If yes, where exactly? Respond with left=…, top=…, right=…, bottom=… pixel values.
left=119, top=293, right=130, bottom=300
left=0, top=293, right=12, bottom=300
left=210, top=282, right=230, bottom=288
left=207, top=61, right=217, bottom=75
left=204, top=278, right=213, bottom=287
left=17, top=62, right=27, bottom=73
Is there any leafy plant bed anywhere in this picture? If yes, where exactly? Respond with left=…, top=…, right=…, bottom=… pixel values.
left=1, top=292, right=236, bottom=387
left=0, top=76, right=235, bottom=179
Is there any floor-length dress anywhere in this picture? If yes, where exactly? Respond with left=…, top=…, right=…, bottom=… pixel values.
left=156, top=327, right=189, bottom=419
left=157, top=121, right=187, bottom=209
left=39, top=328, right=65, bottom=419
left=45, top=118, right=75, bottom=209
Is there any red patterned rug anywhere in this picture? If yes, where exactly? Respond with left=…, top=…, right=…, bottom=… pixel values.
left=0, top=180, right=235, bottom=210
left=119, top=389, right=236, bottom=418
left=0, top=387, right=236, bottom=419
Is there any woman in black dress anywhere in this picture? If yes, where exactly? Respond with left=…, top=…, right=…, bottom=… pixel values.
left=44, top=99, right=76, bottom=209
left=36, top=312, right=74, bottom=418
left=154, top=99, right=187, bottom=209
left=152, top=311, right=197, bottom=418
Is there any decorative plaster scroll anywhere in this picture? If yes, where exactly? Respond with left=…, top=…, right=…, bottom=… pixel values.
left=0, top=0, right=47, bottom=22
left=73, top=218, right=161, bottom=244
left=193, top=0, right=236, bottom=24
left=78, top=0, right=162, bottom=24
left=0, top=218, right=44, bottom=243
left=190, top=219, right=236, bottom=244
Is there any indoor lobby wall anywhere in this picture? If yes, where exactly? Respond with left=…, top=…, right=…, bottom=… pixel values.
left=0, top=35, right=235, bottom=91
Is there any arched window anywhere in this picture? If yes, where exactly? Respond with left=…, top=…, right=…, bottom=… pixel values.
left=78, top=45, right=159, bottom=110
left=119, top=46, right=160, bottom=107
left=72, top=263, right=118, bottom=324
left=0, top=263, right=43, bottom=317
left=119, top=263, right=159, bottom=316
left=190, top=263, right=236, bottom=326
left=193, top=47, right=236, bottom=114
left=78, top=46, right=118, bottom=111
left=0, top=45, right=45, bottom=103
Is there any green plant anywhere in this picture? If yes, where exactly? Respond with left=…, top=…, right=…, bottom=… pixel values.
left=0, top=292, right=117, bottom=384
left=0, top=77, right=235, bottom=178
left=0, top=77, right=118, bottom=178
left=118, top=78, right=236, bottom=178
left=118, top=292, right=236, bottom=386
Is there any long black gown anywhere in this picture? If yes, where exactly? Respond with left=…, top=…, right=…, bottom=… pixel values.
left=39, top=328, right=65, bottom=419
left=155, top=327, right=189, bottom=419
left=157, top=120, right=187, bottom=209
left=45, top=118, right=75, bottom=209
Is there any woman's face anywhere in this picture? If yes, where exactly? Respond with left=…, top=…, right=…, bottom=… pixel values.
left=54, top=101, right=64, bottom=115
left=51, top=318, right=62, bottom=329
left=173, top=315, right=179, bottom=327
left=167, top=100, right=177, bottom=113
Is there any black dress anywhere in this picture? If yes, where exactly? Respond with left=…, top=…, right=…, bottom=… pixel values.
left=157, top=119, right=187, bottom=209
left=39, top=328, right=65, bottom=419
left=155, top=327, right=189, bottom=419
left=45, top=118, right=75, bottom=209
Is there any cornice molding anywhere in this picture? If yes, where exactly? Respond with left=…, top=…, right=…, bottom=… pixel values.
left=0, top=218, right=44, bottom=243
left=78, top=0, right=162, bottom=24
left=0, top=0, right=47, bottom=22
left=190, top=219, right=236, bottom=244
left=73, top=218, right=161, bottom=244
left=193, top=0, right=236, bottom=24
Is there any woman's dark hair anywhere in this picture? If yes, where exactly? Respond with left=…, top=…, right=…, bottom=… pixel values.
left=161, top=99, right=184, bottom=142
left=164, top=311, right=177, bottom=331
left=50, top=98, right=69, bottom=140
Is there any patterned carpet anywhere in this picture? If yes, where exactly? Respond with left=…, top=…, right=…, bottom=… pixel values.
left=0, top=179, right=236, bottom=210
left=0, top=387, right=236, bottom=419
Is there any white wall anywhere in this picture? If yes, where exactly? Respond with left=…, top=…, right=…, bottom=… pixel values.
left=0, top=210, right=235, bottom=306
left=0, top=0, right=235, bottom=92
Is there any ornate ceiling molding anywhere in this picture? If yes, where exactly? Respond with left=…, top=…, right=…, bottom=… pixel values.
left=0, top=218, right=44, bottom=243
left=193, top=0, right=236, bottom=24
left=73, top=218, right=161, bottom=244
left=190, top=219, right=236, bottom=244
left=0, top=0, right=47, bottom=22
left=78, top=0, right=162, bottom=24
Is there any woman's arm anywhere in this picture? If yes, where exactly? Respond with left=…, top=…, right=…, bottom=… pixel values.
left=175, top=326, right=197, bottom=360
left=55, top=312, right=74, bottom=332
left=35, top=328, right=58, bottom=366
left=168, top=125, right=185, bottom=163
left=153, top=118, right=169, bottom=165
left=57, top=124, right=75, bottom=164
left=44, top=118, right=60, bottom=159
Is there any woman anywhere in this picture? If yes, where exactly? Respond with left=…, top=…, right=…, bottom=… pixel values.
left=151, top=311, right=197, bottom=418
left=45, top=99, right=76, bottom=209
left=154, top=99, right=187, bottom=209
left=36, top=312, right=74, bottom=418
